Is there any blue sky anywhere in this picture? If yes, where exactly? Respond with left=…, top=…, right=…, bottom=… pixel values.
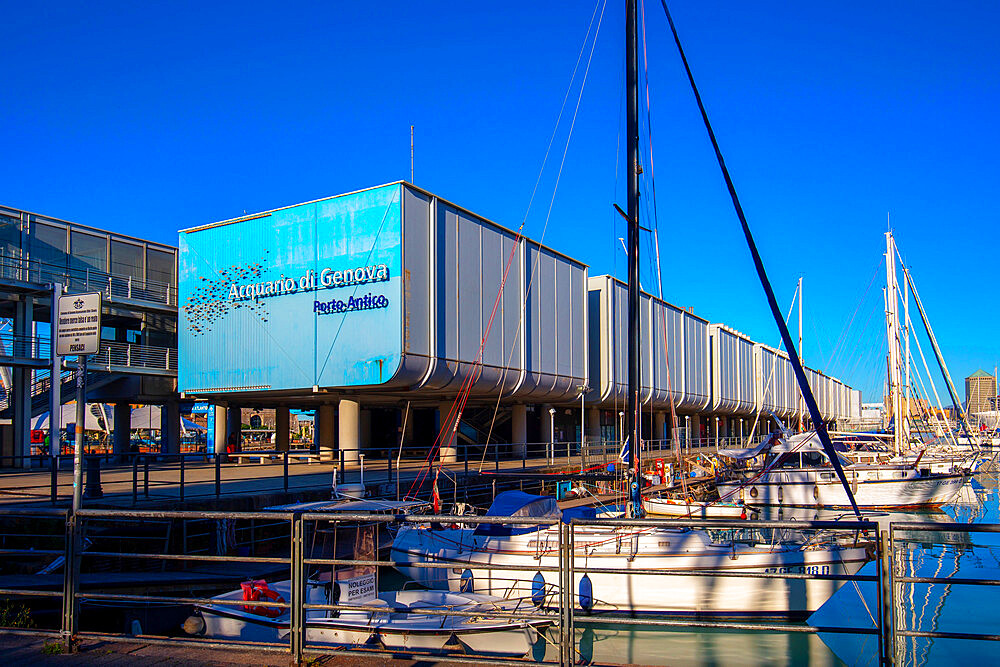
left=2, top=1, right=997, bottom=402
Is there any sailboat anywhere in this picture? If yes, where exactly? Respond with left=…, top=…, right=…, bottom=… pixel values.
left=391, top=0, right=873, bottom=619
left=715, top=430, right=967, bottom=509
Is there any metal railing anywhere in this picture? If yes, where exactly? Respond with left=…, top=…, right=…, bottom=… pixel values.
left=1, top=507, right=993, bottom=664
left=0, top=253, right=176, bottom=307
left=887, top=521, right=1000, bottom=662
left=0, top=334, right=176, bottom=372
left=0, top=508, right=891, bottom=665
left=0, top=438, right=718, bottom=504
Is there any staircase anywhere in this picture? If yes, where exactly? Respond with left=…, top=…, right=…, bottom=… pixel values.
left=0, top=368, right=119, bottom=419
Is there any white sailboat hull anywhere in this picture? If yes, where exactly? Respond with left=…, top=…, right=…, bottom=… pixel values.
left=718, top=470, right=967, bottom=509
left=391, top=525, right=870, bottom=618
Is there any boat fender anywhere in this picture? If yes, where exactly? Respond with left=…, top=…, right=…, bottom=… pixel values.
left=181, top=614, right=205, bottom=636
left=460, top=569, right=474, bottom=593
left=777, top=486, right=783, bottom=503
left=579, top=573, right=594, bottom=613
left=749, top=486, right=758, bottom=499
left=531, top=572, right=546, bottom=607
left=240, top=580, right=285, bottom=618
left=738, top=488, right=745, bottom=502
left=812, top=485, right=819, bottom=501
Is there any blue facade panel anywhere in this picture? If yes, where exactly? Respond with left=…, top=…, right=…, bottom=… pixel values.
left=179, top=184, right=403, bottom=392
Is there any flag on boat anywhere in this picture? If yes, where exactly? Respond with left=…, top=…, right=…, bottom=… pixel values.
left=619, top=437, right=630, bottom=464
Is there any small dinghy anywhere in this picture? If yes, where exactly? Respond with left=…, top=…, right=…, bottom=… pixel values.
left=184, top=521, right=548, bottom=657
left=644, top=496, right=747, bottom=519
left=187, top=580, right=546, bottom=657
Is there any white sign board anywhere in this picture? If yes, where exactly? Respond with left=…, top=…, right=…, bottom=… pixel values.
left=341, top=572, right=377, bottom=603
left=56, top=293, right=102, bottom=356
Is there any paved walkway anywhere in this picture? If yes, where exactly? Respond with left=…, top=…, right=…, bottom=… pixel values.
left=0, top=635, right=485, bottom=666
left=0, top=446, right=709, bottom=509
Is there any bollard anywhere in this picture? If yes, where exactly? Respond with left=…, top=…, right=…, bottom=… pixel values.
left=83, top=455, right=104, bottom=499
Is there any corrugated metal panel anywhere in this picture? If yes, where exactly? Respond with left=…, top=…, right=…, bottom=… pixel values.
left=399, top=185, right=587, bottom=400
left=587, top=275, right=709, bottom=411
left=710, top=324, right=756, bottom=414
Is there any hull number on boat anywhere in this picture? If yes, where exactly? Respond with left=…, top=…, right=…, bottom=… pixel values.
left=763, top=565, right=831, bottom=575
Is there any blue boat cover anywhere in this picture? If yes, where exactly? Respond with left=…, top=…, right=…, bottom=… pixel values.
left=476, top=491, right=561, bottom=536
left=485, top=491, right=561, bottom=519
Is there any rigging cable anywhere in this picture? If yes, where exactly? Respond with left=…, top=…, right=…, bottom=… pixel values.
left=658, top=0, right=861, bottom=518
left=405, top=0, right=610, bottom=494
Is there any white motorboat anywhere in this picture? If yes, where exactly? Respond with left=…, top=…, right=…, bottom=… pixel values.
left=391, top=491, right=871, bottom=619
left=185, top=578, right=547, bottom=657
left=644, top=496, right=747, bottom=519
left=716, top=432, right=968, bottom=509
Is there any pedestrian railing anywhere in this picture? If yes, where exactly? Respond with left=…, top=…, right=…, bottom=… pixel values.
left=0, top=505, right=994, bottom=665
left=0, top=254, right=176, bottom=307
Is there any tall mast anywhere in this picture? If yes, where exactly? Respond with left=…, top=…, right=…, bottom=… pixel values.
left=626, top=0, right=642, bottom=517
left=884, top=231, right=903, bottom=455
left=797, top=276, right=803, bottom=432
left=903, top=258, right=911, bottom=442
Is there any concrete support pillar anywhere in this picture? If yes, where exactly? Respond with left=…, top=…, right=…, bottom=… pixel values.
left=690, top=415, right=702, bottom=445
left=338, top=399, right=360, bottom=467
left=12, top=297, right=32, bottom=467
left=654, top=411, right=667, bottom=443
left=317, top=404, right=337, bottom=462
left=226, top=405, right=243, bottom=452
left=160, top=402, right=180, bottom=455
left=213, top=406, right=227, bottom=454
left=511, top=404, right=527, bottom=458
left=113, top=401, right=131, bottom=457
left=437, top=401, right=457, bottom=463
left=275, top=407, right=290, bottom=452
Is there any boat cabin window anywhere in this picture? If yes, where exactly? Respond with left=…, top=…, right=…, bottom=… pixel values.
left=801, top=451, right=828, bottom=467
left=764, top=453, right=803, bottom=469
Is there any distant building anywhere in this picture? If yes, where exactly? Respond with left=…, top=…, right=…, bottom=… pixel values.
left=861, top=403, right=884, bottom=422
left=966, top=370, right=997, bottom=415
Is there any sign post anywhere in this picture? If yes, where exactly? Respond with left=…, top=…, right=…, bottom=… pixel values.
left=49, top=283, right=63, bottom=504
left=56, top=293, right=102, bottom=513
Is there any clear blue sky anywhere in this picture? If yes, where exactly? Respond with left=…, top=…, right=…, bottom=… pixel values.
left=3, top=1, right=997, bottom=402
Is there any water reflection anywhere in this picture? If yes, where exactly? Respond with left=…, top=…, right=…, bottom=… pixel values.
left=539, top=474, right=998, bottom=666
left=812, top=473, right=1000, bottom=667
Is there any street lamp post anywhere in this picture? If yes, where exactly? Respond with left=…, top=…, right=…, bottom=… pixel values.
left=715, top=416, right=720, bottom=450
left=548, top=408, right=556, bottom=464
left=684, top=415, right=690, bottom=453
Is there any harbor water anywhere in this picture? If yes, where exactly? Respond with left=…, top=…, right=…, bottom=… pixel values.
left=537, top=470, right=999, bottom=666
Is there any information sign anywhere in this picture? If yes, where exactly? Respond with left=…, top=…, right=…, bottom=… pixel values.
left=56, top=293, right=102, bottom=356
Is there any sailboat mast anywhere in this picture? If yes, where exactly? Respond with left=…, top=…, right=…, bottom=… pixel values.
left=797, top=276, right=803, bottom=432
left=626, top=0, right=643, bottom=517
left=884, top=231, right=903, bottom=455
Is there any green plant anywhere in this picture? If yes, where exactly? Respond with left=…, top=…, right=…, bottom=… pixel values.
left=41, top=641, right=64, bottom=655
left=0, top=601, right=34, bottom=629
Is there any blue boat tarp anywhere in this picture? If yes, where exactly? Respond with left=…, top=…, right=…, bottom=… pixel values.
left=561, top=506, right=597, bottom=523
left=476, top=491, right=561, bottom=536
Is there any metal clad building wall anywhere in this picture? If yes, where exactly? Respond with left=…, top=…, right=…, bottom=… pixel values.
left=683, top=311, right=711, bottom=411
left=710, top=325, right=756, bottom=414
left=179, top=184, right=404, bottom=393
left=587, top=275, right=709, bottom=411
left=398, top=184, right=587, bottom=399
